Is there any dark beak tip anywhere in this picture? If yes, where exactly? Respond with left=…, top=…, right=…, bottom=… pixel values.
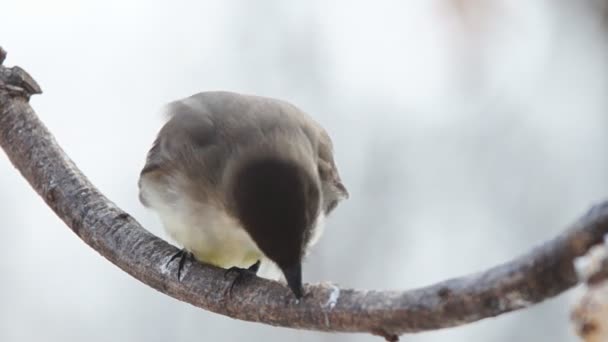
left=281, top=263, right=303, bottom=299
left=289, top=284, right=303, bottom=300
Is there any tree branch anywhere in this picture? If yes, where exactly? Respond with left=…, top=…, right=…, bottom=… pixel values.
left=1, top=48, right=608, bottom=341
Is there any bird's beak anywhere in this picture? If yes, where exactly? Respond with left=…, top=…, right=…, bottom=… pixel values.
left=281, top=262, right=303, bottom=299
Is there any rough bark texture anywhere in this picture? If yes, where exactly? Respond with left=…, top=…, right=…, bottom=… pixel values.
left=2, top=47, right=608, bottom=341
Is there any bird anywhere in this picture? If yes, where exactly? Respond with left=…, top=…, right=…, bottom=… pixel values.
left=138, top=91, right=348, bottom=298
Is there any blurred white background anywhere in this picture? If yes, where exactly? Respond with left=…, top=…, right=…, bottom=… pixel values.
left=1, top=0, right=607, bottom=341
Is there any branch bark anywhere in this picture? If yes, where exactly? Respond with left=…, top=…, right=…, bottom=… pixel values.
left=1, top=48, right=608, bottom=341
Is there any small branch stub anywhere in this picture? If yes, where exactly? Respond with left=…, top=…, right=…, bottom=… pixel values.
left=0, top=48, right=42, bottom=98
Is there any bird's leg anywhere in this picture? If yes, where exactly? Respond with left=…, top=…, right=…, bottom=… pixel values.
left=223, top=260, right=261, bottom=296
left=246, top=259, right=261, bottom=273
left=167, top=248, right=193, bottom=281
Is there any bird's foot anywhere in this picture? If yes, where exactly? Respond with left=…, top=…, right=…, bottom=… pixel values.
left=167, top=248, right=193, bottom=281
left=223, top=260, right=261, bottom=297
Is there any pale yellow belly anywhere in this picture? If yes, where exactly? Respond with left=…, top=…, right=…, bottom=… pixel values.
left=158, top=199, right=262, bottom=269
left=140, top=174, right=320, bottom=282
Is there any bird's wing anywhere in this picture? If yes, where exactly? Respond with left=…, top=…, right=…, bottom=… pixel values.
left=138, top=99, right=219, bottom=206
left=315, top=126, right=349, bottom=214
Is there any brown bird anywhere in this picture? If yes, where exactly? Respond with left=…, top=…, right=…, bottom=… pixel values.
left=138, top=91, right=348, bottom=298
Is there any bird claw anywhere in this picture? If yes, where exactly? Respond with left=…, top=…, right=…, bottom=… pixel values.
left=168, top=249, right=192, bottom=281
left=223, top=260, right=261, bottom=297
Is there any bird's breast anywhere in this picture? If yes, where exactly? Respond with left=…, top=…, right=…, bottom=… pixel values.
left=140, top=175, right=263, bottom=269
left=139, top=170, right=326, bottom=280
left=162, top=202, right=262, bottom=268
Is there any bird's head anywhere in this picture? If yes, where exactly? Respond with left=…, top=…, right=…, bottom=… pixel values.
left=230, top=156, right=321, bottom=298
